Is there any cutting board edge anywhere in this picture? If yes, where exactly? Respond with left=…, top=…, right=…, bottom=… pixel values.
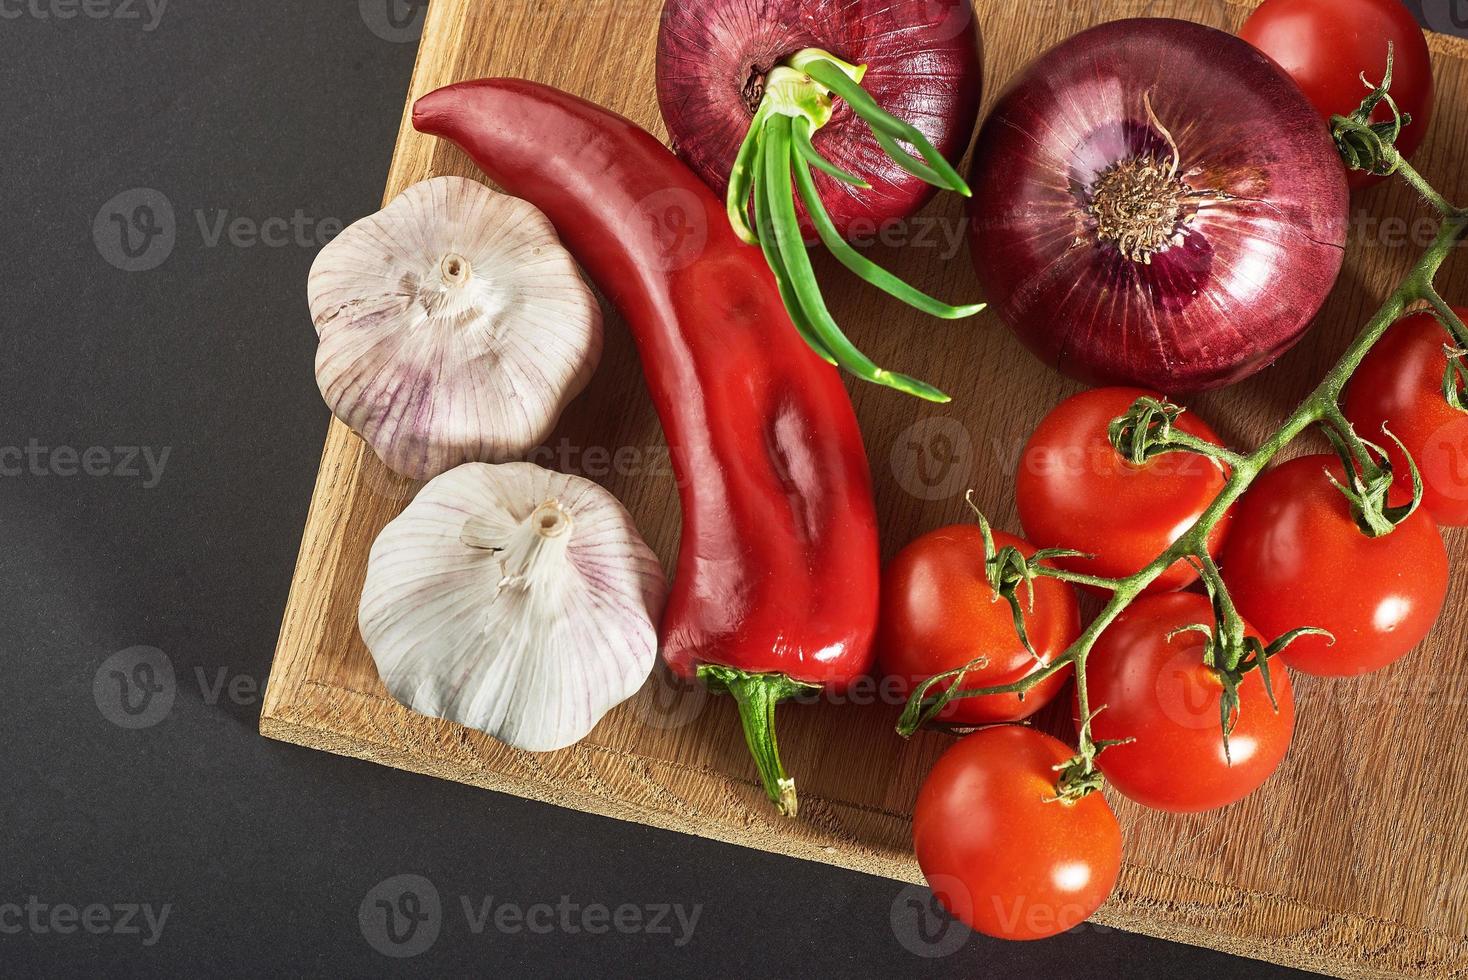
left=260, top=690, right=1461, bottom=980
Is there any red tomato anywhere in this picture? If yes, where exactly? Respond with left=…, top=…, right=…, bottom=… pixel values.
left=913, top=726, right=1122, bottom=941
left=1240, top=0, right=1434, bottom=190
left=1222, top=454, right=1448, bottom=676
left=1083, top=593, right=1295, bottom=813
left=1344, top=309, right=1468, bottom=526
left=879, top=526, right=1080, bottom=724
left=1017, top=387, right=1232, bottom=594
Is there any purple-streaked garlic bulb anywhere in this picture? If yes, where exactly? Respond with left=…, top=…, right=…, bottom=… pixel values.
left=359, top=462, right=668, bottom=752
left=309, top=177, right=602, bottom=480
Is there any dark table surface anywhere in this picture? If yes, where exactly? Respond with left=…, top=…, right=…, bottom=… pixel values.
left=3, top=2, right=1447, bottom=976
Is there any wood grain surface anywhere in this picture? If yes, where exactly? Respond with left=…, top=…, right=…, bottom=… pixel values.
left=262, top=1, right=1468, bottom=976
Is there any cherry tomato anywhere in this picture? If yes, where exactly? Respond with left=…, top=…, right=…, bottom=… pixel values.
left=1222, top=454, right=1448, bottom=676
left=1344, top=309, right=1468, bottom=526
left=1240, top=0, right=1434, bottom=190
left=1083, top=593, right=1295, bottom=813
left=1017, top=387, right=1232, bottom=594
left=879, top=526, right=1080, bottom=724
left=913, top=726, right=1122, bottom=941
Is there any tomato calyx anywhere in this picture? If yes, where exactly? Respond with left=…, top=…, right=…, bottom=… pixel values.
left=1172, top=556, right=1329, bottom=759
left=895, top=654, right=990, bottom=737
left=1433, top=300, right=1468, bottom=352
left=1054, top=754, right=1106, bottom=802
left=1053, top=713, right=1132, bottom=803
left=1167, top=622, right=1326, bottom=760
left=966, top=493, right=1088, bottom=659
left=1107, top=396, right=1240, bottom=469
left=1331, top=43, right=1414, bottom=177
left=891, top=497, right=1088, bottom=739
left=1321, top=415, right=1425, bottom=536
left=1443, top=347, right=1468, bottom=413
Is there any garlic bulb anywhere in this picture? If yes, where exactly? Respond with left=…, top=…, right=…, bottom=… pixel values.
left=309, top=177, right=602, bottom=480
left=359, top=462, right=668, bottom=751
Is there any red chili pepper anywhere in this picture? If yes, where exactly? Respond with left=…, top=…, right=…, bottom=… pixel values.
left=414, top=80, right=880, bottom=817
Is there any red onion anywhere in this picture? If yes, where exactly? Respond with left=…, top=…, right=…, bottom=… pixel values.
left=656, top=0, right=983, bottom=239
left=967, top=18, right=1349, bottom=393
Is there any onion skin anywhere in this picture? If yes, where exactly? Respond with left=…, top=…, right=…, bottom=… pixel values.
left=967, top=19, right=1349, bottom=394
left=656, top=0, right=983, bottom=238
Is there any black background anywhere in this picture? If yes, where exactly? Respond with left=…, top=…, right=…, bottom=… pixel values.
left=3, top=1, right=1446, bottom=976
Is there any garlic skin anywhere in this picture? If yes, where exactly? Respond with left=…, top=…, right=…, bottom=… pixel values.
left=310, top=177, right=602, bottom=480
left=359, top=462, right=667, bottom=751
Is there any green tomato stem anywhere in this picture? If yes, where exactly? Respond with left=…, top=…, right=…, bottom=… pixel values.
left=908, top=176, right=1468, bottom=789
left=1162, top=431, right=1249, bottom=470
left=1424, top=288, right=1468, bottom=349
left=1029, top=565, right=1126, bottom=592
left=1389, top=148, right=1463, bottom=219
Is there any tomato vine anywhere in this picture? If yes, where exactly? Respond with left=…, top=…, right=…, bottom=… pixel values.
left=900, top=59, right=1468, bottom=800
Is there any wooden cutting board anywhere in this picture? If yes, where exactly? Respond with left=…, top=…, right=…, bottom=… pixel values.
left=262, top=1, right=1468, bottom=975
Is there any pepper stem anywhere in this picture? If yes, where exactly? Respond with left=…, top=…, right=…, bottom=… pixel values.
left=697, top=665, right=818, bottom=818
